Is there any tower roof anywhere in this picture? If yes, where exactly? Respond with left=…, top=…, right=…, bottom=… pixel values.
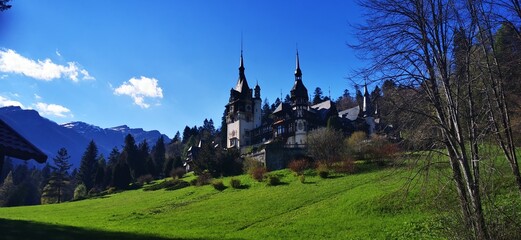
left=291, top=51, right=308, bottom=100
left=295, top=50, right=302, bottom=77
left=234, top=51, right=250, bottom=93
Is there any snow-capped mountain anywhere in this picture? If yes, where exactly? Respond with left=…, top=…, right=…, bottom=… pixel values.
left=0, top=106, right=170, bottom=168
left=62, top=122, right=170, bottom=153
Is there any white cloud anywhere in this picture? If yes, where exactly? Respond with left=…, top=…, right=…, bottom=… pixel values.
left=55, top=50, right=61, bottom=57
left=0, top=95, right=25, bottom=108
left=0, top=74, right=7, bottom=79
left=0, top=49, right=94, bottom=82
left=114, top=76, right=163, bottom=108
left=34, top=94, right=42, bottom=100
left=34, top=102, right=73, bottom=118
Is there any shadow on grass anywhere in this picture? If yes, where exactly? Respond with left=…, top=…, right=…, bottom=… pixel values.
left=0, top=218, right=213, bottom=240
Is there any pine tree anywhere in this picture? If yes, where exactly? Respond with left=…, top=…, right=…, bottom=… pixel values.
left=182, top=126, right=191, bottom=144
left=172, top=131, right=181, bottom=143
left=0, top=171, right=16, bottom=206
left=123, top=134, right=141, bottom=180
left=112, top=152, right=131, bottom=189
left=0, top=157, right=13, bottom=184
left=41, top=148, right=72, bottom=204
left=94, top=155, right=106, bottom=189
left=77, top=140, right=99, bottom=191
left=137, top=139, right=150, bottom=177
left=312, top=87, right=324, bottom=104
left=151, top=136, right=166, bottom=177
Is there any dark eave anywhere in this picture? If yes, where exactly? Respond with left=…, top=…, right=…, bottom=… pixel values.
left=0, top=119, right=47, bottom=163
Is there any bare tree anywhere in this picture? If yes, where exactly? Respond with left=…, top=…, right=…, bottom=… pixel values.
left=352, top=0, right=490, bottom=238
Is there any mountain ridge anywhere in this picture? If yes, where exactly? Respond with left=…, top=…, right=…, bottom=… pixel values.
left=0, top=106, right=170, bottom=168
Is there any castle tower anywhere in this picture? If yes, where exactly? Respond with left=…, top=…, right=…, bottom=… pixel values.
left=362, top=84, right=376, bottom=135
left=253, top=82, right=262, bottom=128
left=290, top=50, right=309, bottom=146
left=225, top=51, right=258, bottom=148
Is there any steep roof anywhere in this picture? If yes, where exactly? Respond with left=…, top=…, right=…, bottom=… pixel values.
left=339, top=106, right=360, bottom=121
left=0, top=119, right=47, bottom=163
left=234, top=52, right=250, bottom=94
left=290, top=51, right=308, bottom=100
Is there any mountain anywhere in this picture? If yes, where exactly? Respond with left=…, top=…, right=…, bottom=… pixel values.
left=61, top=122, right=170, bottom=153
left=0, top=106, right=170, bottom=168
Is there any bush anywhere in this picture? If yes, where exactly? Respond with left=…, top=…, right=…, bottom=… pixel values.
left=250, top=166, right=267, bottom=182
left=317, top=164, right=329, bottom=178
left=288, top=159, right=311, bottom=175
left=243, top=157, right=264, bottom=174
left=189, top=179, right=198, bottom=186
left=267, top=175, right=281, bottom=186
left=211, top=180, right=226, bottom=191
left=88, top=187, right=100, bottom=196
left=333, top=159, right=356, bottom=174
left=171, top=167, right=186, bottom=179
left=195, top=171, right=212, bottom=186
left=318, top=170, right=329, bottom=178
left=73, top=184, right=87, bottom=200
left=137, top=174, right=154, bottom=185
left=299, top=174, right=306, bottom=183
left=230, top=178, right=241, bottom=189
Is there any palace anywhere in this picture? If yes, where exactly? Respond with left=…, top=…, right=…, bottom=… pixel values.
left=225, top=51, right=379, bottom=152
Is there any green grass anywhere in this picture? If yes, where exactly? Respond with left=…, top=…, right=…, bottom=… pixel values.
left=0, top=165, right=445, bottom=239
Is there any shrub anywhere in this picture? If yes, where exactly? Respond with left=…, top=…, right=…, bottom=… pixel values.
left=243, top=157, right=264, bottom=174
left=137, top=174, right=154, bottom=185
left=73, top=184, right=87, bottom=200
left=189, top=179, right=198, bottom=186
left=267, top=175, right=281, bottom=186
left=230, top=178, right=241, bottom=189
left=333, top=159, right=356, bottom=174
left=299, top=174, right=306, bottom=183
left=88, top=187, right=100, bottom=196
left=288, top=159, right=311, bottom=175
left=171, top=167, right=186, bottom=179
left=211, top=180, right=226, bottom=191
left=195, top=171, right=212, bottom=186
left=106, top=187, right=117, bottom=194
left=317, top=164, right=329, bottom=178
left=250, top=166, right=267, bottom=182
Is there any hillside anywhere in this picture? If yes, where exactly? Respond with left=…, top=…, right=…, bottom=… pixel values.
left=0, top=165, right=444, bottom=240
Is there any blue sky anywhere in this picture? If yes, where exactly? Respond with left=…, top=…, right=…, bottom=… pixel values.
left=0, top=0, right=365, bottom=138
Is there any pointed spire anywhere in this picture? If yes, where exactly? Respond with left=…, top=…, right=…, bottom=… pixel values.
left=363, top=82, right=373, bottom=117
left=291, top=49, right=308, bottom=104
left=235, top=50, right=249, bottom=93
left=295, top=49, right=302, bottom=78
left=239, top=50, right=244, bottom=71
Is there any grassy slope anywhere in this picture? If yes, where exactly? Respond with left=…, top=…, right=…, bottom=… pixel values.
left=0, top=166, right=443, bottom=239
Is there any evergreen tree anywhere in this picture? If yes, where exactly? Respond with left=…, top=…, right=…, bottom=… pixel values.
left=138, top=139, right=150, bottom=176
left=112, top=153, right=131, bottom=189
left=151, top=136, right=166, bottom=177
left=261, top=98, right=272, bottom=123
left=0, top=171, right=16, bottom=206
left=182, top=126, right=191, bottom=144
left=283, top=94, right=291, bottom=104
left=41, top=148, right=72, bottom=204
left=12, top=161, right=29, bottom=185
left=122, top=134, right=141, bottom=180
left=312, top=87, right=324, bottom=104
left=172, top=131, right=181, bottom=143
left=0, top=157, right=13, bottom=184
left=77, top=140, right=99, bottom=191
left=94, top=155, right=106, bottom=189
left=104, top=147, right=120, bottom=187
left=271, top=98, right=281, bottom=112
